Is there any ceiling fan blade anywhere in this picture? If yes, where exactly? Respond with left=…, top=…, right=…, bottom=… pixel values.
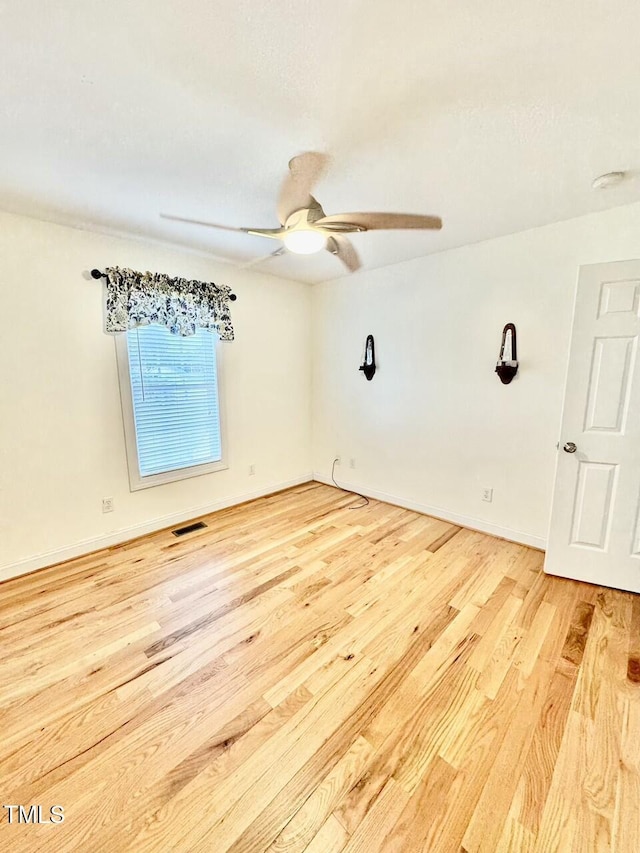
left=238, top=248, right=285, bottom=270
left=161, top=214, right=285, bottom=241
left=317, top=212, right=443, bottom=232
left=277, top=152, right=329, bottom=225
left=160, top=213, right=248, bottom=233
left=326, top=235, right=361, bottom=273
left=245, top=228, right=286, bottom=241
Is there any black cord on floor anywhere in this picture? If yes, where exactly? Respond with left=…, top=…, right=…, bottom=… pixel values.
left=331, top=458, right=370, bottom=510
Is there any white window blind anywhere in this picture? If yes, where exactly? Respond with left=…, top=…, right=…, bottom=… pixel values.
left=126, top=325, right=222, bottom=478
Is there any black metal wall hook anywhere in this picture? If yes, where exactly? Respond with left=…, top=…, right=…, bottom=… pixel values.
left=89, top=268, right=237, bottom=300
left=495, top=323, right=518, bottom=384
left=359, top=334, right=376, bottom=380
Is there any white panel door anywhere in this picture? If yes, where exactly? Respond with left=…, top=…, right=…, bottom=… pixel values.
left=546, top=260, right=640, bottom=593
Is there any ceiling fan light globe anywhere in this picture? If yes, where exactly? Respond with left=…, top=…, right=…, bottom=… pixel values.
left=283, top=229, right=326, bottom=254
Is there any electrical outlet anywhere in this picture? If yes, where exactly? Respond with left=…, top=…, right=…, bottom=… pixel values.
left=249, top=464, right=256, bottom=476
left=482, top=488, right=493, bottom=503
left=349, top=458, right=356, bottom=469
left=102, top=496, right=114, bottom=513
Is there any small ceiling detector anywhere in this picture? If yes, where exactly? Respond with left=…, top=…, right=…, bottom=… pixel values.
left=591, top=171, right=626, bottom=190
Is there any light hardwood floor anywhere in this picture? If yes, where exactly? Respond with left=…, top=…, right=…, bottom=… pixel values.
left=1, top=483, right=639, bottom=852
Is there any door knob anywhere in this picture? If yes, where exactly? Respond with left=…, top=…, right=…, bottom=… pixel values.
left=563, top=442, right=577, bottom=453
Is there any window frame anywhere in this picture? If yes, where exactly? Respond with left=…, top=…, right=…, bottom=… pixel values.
left=114, top=327, right=228, bottom=492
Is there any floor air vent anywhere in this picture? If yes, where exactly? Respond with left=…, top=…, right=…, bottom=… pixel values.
left=172, top=521, right=207, bottom=537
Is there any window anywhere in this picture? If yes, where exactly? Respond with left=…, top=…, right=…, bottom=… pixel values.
left=116, top=325, right=226, bottom=490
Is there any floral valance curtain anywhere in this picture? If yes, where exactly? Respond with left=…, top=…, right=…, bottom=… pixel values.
left=104, top=266, right=235, bottom=340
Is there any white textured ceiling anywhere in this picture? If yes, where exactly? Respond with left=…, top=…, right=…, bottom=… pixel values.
left=2, top=1, right=640, bottom=283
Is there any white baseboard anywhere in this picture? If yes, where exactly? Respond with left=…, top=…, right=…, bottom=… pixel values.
left=1, top=472, right=545, bottom=584
left=313, top=473, right=547, bottom=551
left=0, top=474, right=313, bottom=584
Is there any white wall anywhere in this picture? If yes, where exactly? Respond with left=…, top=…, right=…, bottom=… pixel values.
left=0, top=211, right=312, bottom=578
left=312, top=202, right=640, bottom=548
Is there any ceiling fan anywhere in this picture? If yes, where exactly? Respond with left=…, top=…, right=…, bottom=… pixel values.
left=160, top=152, right=442, bottom=273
